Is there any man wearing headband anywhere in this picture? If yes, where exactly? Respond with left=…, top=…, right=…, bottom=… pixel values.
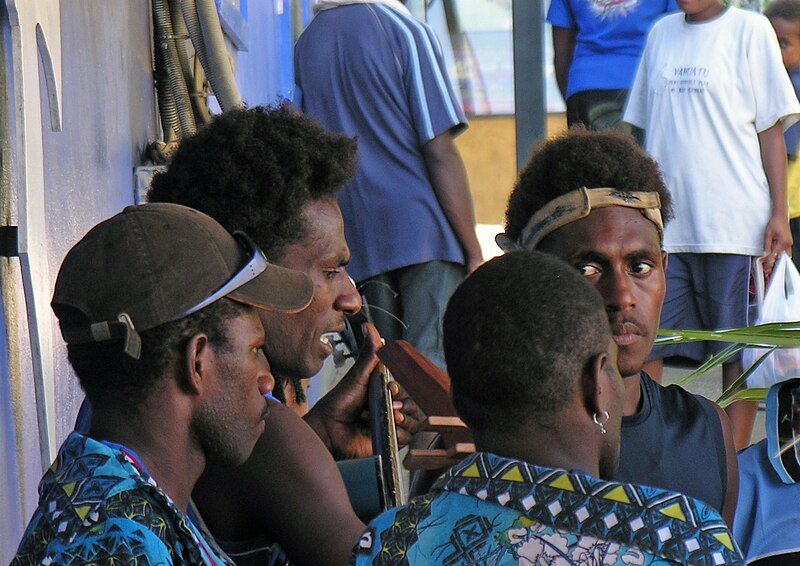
left=12, top=203, right=314, bottom=563
left=499, top=128, right=738, bottom=526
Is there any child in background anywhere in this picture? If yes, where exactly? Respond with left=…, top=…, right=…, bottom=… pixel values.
left=766, top=0, right=800, bottom=271
left=624, top=0, right=800, bottom=450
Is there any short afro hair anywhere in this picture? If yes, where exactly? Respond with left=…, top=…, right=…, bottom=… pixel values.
left=765, top=0, right=800, bottom=22
left=444, top=251, right=611, bottom=432
left=148, top=103, right=357, bottom=261
left=504, top=128, right=672, bottom=243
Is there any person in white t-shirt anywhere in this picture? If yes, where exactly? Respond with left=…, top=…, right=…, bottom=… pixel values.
left=624, top=0, right=800, bottom=450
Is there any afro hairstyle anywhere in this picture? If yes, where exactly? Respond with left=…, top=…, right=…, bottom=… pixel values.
left=148, top=103, right=358, bottom=261
left=504, top=127, right=673, bottom=244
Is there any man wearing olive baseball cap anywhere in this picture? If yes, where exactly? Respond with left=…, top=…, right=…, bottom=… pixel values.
left=12, top=203, right=313, bottom=564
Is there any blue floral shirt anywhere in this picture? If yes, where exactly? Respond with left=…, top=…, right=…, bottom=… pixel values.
left=12, top=432, right=232, bottom=565
left=352, top=452, right=743, bottom=565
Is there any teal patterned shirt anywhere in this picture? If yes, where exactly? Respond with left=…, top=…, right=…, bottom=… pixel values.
left=12, top=432, right=232, bottom=565
left=352, top=452, right=743, bottom=565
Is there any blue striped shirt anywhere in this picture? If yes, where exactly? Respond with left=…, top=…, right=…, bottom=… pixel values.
left=294, top=3, right=467, bottom=280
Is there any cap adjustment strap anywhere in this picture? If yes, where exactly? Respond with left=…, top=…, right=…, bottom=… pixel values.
left=117, top=313, right=142, bottom=360
left=61, top=312, right=142, bottom=360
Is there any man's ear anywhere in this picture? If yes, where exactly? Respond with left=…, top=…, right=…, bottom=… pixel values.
left=662, top=250, right=669, bottom=272
left=180, top=333, right=211, bottom=395
left=581, top=352, right=610, bottom=417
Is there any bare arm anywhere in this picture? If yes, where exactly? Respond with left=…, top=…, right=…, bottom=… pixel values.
left=760, top=121, right=792, bottom=275
left=423, top=132, right=483, bottom=273
left=552, top=26, right=576, bottom=102
left=194, top=401, right=365, bottom=566
left=712, top=403, right=738, bottom=528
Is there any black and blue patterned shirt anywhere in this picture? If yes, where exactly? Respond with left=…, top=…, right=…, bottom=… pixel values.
left=12, top=432, right=232, bottom=565
left=352, top=452, right=743, bottom=565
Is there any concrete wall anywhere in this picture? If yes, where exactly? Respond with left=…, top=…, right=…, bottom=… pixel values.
left=0, top=0, right=287, bottom=559
left=0, top=1, right=158, bottom=558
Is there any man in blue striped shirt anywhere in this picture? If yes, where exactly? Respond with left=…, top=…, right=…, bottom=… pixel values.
left=294, top=0, right=483, bottom=371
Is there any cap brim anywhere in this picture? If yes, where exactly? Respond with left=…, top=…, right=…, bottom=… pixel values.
left=230, top=263, right=314, bottom=313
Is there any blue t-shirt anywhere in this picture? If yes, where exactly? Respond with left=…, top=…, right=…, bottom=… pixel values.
left=294, top=3, right=467, bottom=281
left=547, top=0, right=677, bottom=99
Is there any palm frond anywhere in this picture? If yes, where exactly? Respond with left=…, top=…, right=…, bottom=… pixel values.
left=717, top=388, right=769, bottom=409
left=674, top=343, right=743, bottom=388
left=716, top=350, right=773, bottom=405
left=653, top=321, right=800, bottom=403
left=656, top=322, right=800, bottom=348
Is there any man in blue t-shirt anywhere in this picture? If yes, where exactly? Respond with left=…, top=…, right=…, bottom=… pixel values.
left=548, top=0, right=676, bottom=137
left=734, top=378, right=800, bottom=564
left=294, top=0, right=482, bottom=371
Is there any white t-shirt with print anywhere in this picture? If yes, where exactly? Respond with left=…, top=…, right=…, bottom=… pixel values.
left=625, top=7, right=800, bottom=255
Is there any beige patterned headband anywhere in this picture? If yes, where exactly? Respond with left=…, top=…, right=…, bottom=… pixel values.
left=495, top=187, right=663, bottom=252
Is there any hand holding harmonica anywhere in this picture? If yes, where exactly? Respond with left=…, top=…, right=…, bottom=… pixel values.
left=304, top=323, right=421, bottom=461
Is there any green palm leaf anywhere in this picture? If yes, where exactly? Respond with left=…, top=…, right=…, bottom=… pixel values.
left=653, top=321, right=800, bottom=404
left=717, top=388, right=770, bottom=409
left=673, top=343, right=743, bottom=388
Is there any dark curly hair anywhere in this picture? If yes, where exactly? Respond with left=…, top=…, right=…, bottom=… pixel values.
left=504, top=128, right=673, bottom=243
left=444, top=251, right=611, bottom=432
left=148, top=103, right=357, bottom=261
left=765, top=0, right=800, bottom=21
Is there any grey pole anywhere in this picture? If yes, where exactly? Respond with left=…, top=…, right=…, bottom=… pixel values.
left=512, top=0, right=546, bottom=170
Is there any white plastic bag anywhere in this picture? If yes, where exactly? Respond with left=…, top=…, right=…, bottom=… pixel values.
left=744, top=252, right=800, bottom=388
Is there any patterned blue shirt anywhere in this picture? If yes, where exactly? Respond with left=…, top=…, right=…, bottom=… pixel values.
left=12, top=432, right=232, bottom=565
left=352, top=452, right=743, bottom=565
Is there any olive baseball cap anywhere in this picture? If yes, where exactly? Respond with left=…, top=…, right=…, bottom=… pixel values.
left=52, top=203, right=314, bottom=359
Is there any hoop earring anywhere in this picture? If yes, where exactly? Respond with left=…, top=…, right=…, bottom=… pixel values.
left=593, top=411, right=609, bottom=435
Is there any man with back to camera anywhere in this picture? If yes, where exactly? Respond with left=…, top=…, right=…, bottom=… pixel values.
left=294, top=0, right=483, bottom=371
left=146, top=104, right=421, bottom=565
left=352, top=251, right=743, bottom=564
left=497, top=128, right=738, bottom=526
left=12, top=203, right=314, bottom=563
